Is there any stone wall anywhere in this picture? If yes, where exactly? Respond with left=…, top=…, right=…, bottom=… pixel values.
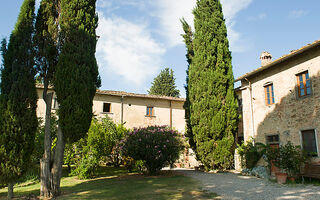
left=240, top=45, right=320, bottom=162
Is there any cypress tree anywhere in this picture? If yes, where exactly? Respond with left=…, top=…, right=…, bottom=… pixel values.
left=55, top=0, right=100, bottom=143
left=0, top=0, right=38, bottom=198
left=148, top=68, right=180, bottom=97
left=188, top=0, right=238, bottom=170
left=34, top=0, right=59, bottom=197
left=51, top=0, right=100, bottom=196
left=181, top=18, right=196, bottom=153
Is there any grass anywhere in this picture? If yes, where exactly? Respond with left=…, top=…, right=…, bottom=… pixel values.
left=0, top=167, right=217, bottom=200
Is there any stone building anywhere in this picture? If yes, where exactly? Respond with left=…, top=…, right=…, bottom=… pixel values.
left=236, top=39, right=320, bottom=164
left=36, top=86, right=199, bottom=167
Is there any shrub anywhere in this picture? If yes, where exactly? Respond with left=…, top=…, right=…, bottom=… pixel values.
left=237, top=139, right=266, bottom=169
left=71, top=153, right=99, bottom=179
left=87, top=117, right=128, bottom=165
left=108, top=124, right=129, bottom=166
left=265, top=141, right=306, bottom=176
left=121, top=126, right=184, bottom=174
left=122, top=157, right=146, bottom=173
left=68, top=116, right=129, bottom=179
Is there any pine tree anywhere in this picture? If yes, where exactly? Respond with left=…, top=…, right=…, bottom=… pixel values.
left=188, top=0, right=238, bottom=170
left=181, top=18, right=196, bottom=153
left=0, top=0, right=38, bottom=198
left=148, top=68, right=180, bottom=97
left=51, top=0, right=100, bottom=196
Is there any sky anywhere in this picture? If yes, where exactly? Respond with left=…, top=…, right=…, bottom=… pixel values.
left=0, top=0, right=320, bottom=97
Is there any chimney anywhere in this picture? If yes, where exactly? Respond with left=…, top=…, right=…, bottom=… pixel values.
left=260, top=51, right=272, bottom=66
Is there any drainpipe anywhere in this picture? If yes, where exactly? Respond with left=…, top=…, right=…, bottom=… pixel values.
left=169, top=100, right=172, bottom=128
left=121, top=96, right=125, bottom=124
left=245, top=78, right=255, bottom=143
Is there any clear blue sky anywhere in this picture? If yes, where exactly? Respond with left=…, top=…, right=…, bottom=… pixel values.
left=1, top=0, right=320, bottom=97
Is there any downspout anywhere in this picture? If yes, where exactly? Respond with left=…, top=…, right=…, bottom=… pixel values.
left=169, top=100, right=172, bottom=128
left=121, top=96, right=124, bottom=124
left=245, top=78, right=255, bottom=143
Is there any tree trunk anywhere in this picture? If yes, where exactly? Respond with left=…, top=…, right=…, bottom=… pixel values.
left=40, top=92, right=53, bottom=198
left=40, top=158, right=52, bottom=198
left=7, top=182, right=13, bottom=199
left=51, top=125, right=65, bottom=197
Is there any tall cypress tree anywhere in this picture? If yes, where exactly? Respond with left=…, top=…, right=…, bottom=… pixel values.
left=55, top=0, right=100, bottom=143
left=188, top=0, right=238, bottom=170
left=34, top=0, right=59, bottom=197
left=0, top=0, right=38, bottom=198
left=51, top=0, right=100, bottom=196
left=181, top=18, right=196, bottom=153
left=148, top=68, right=180, bottom=97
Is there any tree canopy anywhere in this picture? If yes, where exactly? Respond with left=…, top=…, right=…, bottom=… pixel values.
left=54, top=0, right=101, bottom=143
left=0, top=0, right=38, bottom=197
left=148, top=68, right=180, bottom=97
left=187, top=0, right=238, bottom=170
left=181, top=18, right=196, bottom=152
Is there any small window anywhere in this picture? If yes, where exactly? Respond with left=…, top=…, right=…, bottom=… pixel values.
left=264, top=84, right=275, bottom=105
left=146, top=107, right=154, bottom=117
left=296, top=71, right=311, bottom=97
left=52, top=97, right=59, bottom=110
left=301, top=129, right=318, bottom=157
left=103, top=103, right=111, bottom=113
left=237, top=98, right=242, bottom=111
left=266, top=134, right=279, bottom=145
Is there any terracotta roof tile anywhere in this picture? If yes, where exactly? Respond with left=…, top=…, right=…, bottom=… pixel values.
left=96, top=89, right=185, bottom=101
left=36, top=84, right=185, bottom=102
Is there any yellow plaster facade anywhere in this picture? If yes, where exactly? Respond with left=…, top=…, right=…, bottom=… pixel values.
left=36, top=88, right=186, bottom=132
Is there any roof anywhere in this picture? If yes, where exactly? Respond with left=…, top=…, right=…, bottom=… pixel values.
left=235, top=39, right=320, bottom=82
left=96, top=89, right=185, bottom=102
left=36, top=84, right=185, bottom=102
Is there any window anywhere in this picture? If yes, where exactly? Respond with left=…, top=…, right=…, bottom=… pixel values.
left=301, top=129, right=318, bottom=157
left=266, top=134, right=279, bottom=145
left=296, top=71, right=311, bottom=97
left=103, top=103, right=111, bottom=113
left=237, top=98, right=243, bottom=112
left=52, top=97, right=59, bottom=110
left=264, top=84, right=275, bottom=105
left=146, top=107, right=154, bottom=117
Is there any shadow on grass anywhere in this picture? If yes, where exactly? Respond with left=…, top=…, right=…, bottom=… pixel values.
left=0, top=167, right=217, bottom=200
left=58, top=170, right=217, bottom=200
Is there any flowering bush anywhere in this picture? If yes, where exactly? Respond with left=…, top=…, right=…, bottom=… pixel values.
left=121, top=126, right=184, bottom=174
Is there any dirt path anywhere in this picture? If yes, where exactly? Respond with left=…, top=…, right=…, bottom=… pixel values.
left=178, top=170, right=320, bottom=200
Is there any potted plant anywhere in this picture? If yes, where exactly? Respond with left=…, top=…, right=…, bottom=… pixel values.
left=266, top=142, right=306, bottom=184
left=266, top=147, right=288, bottom=184
left=279, top=142, right=307, bottom=182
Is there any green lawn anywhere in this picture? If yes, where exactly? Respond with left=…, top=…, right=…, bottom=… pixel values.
left=0, top=167, right=217, bottom=200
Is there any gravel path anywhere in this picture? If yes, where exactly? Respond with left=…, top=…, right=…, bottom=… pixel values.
left=177, top=170, right=320, bottom=200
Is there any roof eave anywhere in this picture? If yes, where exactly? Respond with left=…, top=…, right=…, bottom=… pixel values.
left=235, top=40, right=320, bottom=82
